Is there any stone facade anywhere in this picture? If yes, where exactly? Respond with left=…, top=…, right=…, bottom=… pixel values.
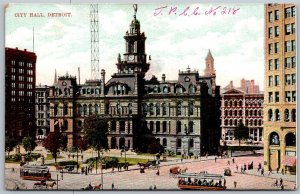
left=220, top=80, right=264, bottom=146
left=48, top=7, right=221, bottom=155
left=264, top=4, right=296, bottom=173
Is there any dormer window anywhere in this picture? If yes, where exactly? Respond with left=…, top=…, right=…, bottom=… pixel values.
left=176, top=86, right=183, bottom=94
left=189, top=85, right=196, bottom=94
left=153, top=86, right=160, bottom=93
left=185, top=76, right=190, bottom=82
left=163, top=86, right=169, bottom=93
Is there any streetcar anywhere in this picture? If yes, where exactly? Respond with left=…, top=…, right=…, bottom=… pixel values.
left=20, top=164, right=51, bottom=181
left=177, top=172, right=226, bottom=190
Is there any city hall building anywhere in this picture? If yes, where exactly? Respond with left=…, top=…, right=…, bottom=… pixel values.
left=48, top=10, right=221, bottom=156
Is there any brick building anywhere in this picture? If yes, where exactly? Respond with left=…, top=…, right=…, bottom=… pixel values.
left=220, top=80, right=264, bottom=146
left=5, top=47, right=36, bottom=141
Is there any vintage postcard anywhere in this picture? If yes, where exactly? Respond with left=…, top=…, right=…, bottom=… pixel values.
left=4, top=3, right=296, bottom=191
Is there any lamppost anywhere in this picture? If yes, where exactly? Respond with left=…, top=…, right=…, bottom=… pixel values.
left=184, top=124, right=190, bottom=159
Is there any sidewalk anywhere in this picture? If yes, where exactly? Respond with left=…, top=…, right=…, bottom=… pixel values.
left=235, top=169, right=296, bottom=183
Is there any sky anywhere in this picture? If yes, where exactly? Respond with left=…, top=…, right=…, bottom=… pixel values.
left=5, top=3, right=264, bottom=90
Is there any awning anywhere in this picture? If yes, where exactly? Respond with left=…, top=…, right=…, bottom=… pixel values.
left=282, top=156, right=296, bottom=166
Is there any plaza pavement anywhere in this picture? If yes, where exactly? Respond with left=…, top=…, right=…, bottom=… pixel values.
left=5, top=154, right=297, bottom=191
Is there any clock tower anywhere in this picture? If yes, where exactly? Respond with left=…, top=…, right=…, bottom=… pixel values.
left=116, top=4, right=150, bottom=77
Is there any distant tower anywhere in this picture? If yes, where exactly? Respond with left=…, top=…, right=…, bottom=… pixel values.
left=54, top=69, right=58, bottom=84
left=90, top=4, right=100, bottom=80
left=204, top=49, right=215, bottom=76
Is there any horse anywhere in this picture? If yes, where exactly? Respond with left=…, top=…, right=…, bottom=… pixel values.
left=47, top=182, right=56, bottom=189
left=33, top=180, right=47, bottom=189
left=179, top=167, right=188, bottom=173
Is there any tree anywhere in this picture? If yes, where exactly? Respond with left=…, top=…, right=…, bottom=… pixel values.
left=234, top=123, right=249, bottom=146
left=83, top=115, right=109, bottom=158
left=77, top=137, right=87, bottom=153
left=5, top=135, right=17, bottom=157
left=22, top=136, right=37, bottom=156
left=43, top=131, right=63, bottom=163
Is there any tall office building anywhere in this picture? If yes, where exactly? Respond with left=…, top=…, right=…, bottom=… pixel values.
left=264, top=4, right=296, bottom=174
left=5, top=47, right=37, bottom=141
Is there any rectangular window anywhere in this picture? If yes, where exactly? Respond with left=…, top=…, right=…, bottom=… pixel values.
left=285, top=24, right=291, bottom=35
left=292, top=40, right=296, bottom=51
left=268, top=76, right=273, bottom=87
left=274, top=42, right=279, bottom=53
left=285, top=91, right=291, bottom=102
left=275, top=26, right=279, bottom=37
left=268, top=11, right=273, bottom=22
left=285, top=57, right=292, bottom=68
left=291, top=6, right=295, bottom=17
left=274, top=58, right=280, bottom=70
left=285, top=7, right=291, bottom=18
left=292, top=23, right=296, bottom=34
left=268, top=27, right=273, bottom=38
left=275, top=92, right=279, bottom=102
left=275, top=10, right=279, bottom=20
left=291, top=57, right=296, bottom=68
left=285, top=41, right=291, bottom=52
left=268, top=59, right=273, bottom=70
left=292, top=91, right=296, bottom=102
left=285, top=74, right=292, bottom=85
left=292, top=74, right=296, bottom=85
left=275, top=75, right=280, bottom=86
left=268, top=43, right=273, bottom=54
left=268, top=92, right=273, bottom=103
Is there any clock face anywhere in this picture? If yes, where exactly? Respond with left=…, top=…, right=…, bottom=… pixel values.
left=128, top=55, right=134, bottom=61
left=62, top=81, right=67, bottom=86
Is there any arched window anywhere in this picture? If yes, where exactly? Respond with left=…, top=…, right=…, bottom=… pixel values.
left=189, top=85, right=196, bottom=94
left=155, top=103, right=160, bottom=115
left=150, top=121, right=154, bottom=131
left=77, top=120, right=83, bottom=131
left=229, top=119, right=233, bottom=126
left=239, top=110, right=242, bottom=116
left=291, top=109, right=296, bottom=122
left=254, top=120, right=257, bottom=126
left=83, top=104, right=87, bottom=116
left=245, top=119, right=249, bottom=126
left=224, top=120, right=228, bottom=126
left=229, top=101, right=232, bottom=107
left=156, top=121, right=160, bottom=133
left=176, top=102, right=182, bottom=116
left=229, top=110, right=232, bottom=116
left=88, top=104, right=93, bottom=115
left=111, top=120, right=116, bottom=131
left=269, top=132, right=280, bottom=145
left=176, top=121, right=181, bottom=133
left=239, top=119, right=243, bottom=124
left=77, top=104, right=82, bottom=116
left=225, top=110, right=228, bottom=116
left=143, top=103, right=148, bottom=115
left=234, top=119, right=237, bottom=126
left=162, top=103, right=167, bottom=115
left=163, top=138, right=167, bottom=147
left=245, top=110, right=248, bottom=116
left=163, top=121, right=167, bottom=132
left=234, top=101, right=237, bottom=106
left=239, top=101, right=242, bottom=107
left=94, top=104, right=99, bottom=114
left=63, top=103, right=68, bottom=115
left=189, top=121, right=194, bottom=133
left=285, top=133, right=296, bottom=146
left=224, top=101, right=228, bottom=107
left=128, top=103, right=132, bottom=114
left=54, top=104, right=58, bottom=116
left=149, top=103, right=154, bottom=115
left=250, top=120, right=253, bottom=126
left=254, top=110, right=257, bottom=116
left=268, top=109, right=273, bottom=121
left=188, top=102, right=194, bottom=116
left=177, top=139, right=182, bottom=148
left=116, top=103, right=121, bottom=115
left=234, top=110, right=237, bottom=116
left=258, top=110, right=261, bottom=116
left=258, top=119, right=262, bottom=126
left=275, top=109, right=280, bottom=121
left=119, top=121, right=125, bottom=132
left=284, top=109, right=289, bottom=122
left=163, top=86, right=169, bottom=93
left=189, top=139, right=194, bottom=148
left=250, top=110, right=253, bottom=116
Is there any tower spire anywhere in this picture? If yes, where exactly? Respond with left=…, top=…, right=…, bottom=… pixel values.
left=54, top=69, right=58, bottom=84
left=133, top=4, right=138, bottom=18
left=204, top=49, right=215, bottom=76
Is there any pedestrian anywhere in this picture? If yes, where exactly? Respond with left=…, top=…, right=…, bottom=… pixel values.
left=153, top=185, right=157, bottom=190
left=112, top=183, right=115, bottom=190
left=275, top=179, right=278, bottom=186
left=280, top=178, right=283, bottom=186
left=227, top=160, right=230, bottom=165
left=236, top=165, right=238, bottom=172
left=149, top=185, right=153, bottom=190
left=232, top=158, right=235, bottom=164
left=156, top=169, right=160, bottom=176
left=276, top=167, right=279, bottom=174
left=234, top=181, right=237, bottom=188
left=181, top=157, right=183, bottom=163
left=244, top=163, right=246, bottom=171
left=61, top=172, right=63, bottom=180
left=206, top=153, right=208, bottom=158
left=294, top=184, right=296, bottom=190
left=112, top=166, right=115, bottom=173
left=261, top=168, right=264, bottom=176
left=281, top=168, right=284, bottom=175
left=215, top=157, right=217, bottom=163
left=240, top=166, right=243, bottom=173
left=281, top=184, right=284, bottom=190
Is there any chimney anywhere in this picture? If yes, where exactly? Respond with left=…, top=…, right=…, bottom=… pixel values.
left=78, top=67, right=80, bottom=85
left=162, top=74, right=166, bottom=82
